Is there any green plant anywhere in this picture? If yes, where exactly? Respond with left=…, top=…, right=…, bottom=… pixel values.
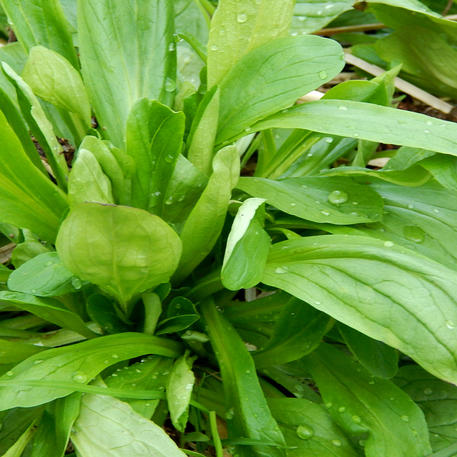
left=1, top=0, right=457, bottom=456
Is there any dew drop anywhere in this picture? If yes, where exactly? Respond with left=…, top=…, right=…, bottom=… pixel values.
left=210, top=44, right=218, bottom=51
left=165, top=197, right=174, bottom=205
left=446, top=320, right=456, bottom=330
left=319, top=70, right=327, bottom=80
left=112, top=354, right=119, bottom=359
left=45, top=261, right=53, bottom=267
left=290, top=202, right=297, bottom=207
left=296, top=424, right=314, bottom=440
left=424, top=129, right=430, bottom=134
left=325, top=402, right=333, bottom=408
left=433, top=208, right=440, bottom=214
left=403, top=226, right=425, bottom=243
left=338, top=406, right=346, bottom=413
left=72, top=372, right=88, bottom=383
left=226, top=408, right=235, bottom=420
left=325, top=137, right=334, bottom=143
left=352, top=415, right=362, bottom=424
left=275, top=267, right=288, bottom=274
left=328, top=190, right=348, bottom=205
left=352, top=201, right=359, bottom=205
left=298, top=15, right=306, bottom=21
left=71, top=277, right=83, bottom=289
left=407, top=203, right=414, bottom=209
left=332, top=439, right=342, bottom=447
left=384, top=241, right=394, bottom=247
left=33, top=359, right=44, bottom=365
left=401, top=415, right=409, bottom=422
left=237, top=13, right=248, bottom=23
left=424, top=388, right=433, bottom=395
left=427, top=120, right=433, bottom=126
left=339, top=105, right=348, bottom=111
left=6, top=371, right=13, bottom=376
left=320, top=210, right=330, bottom=216
left=165, top=77, right=176, bottom=92
left=168, top=42, right=176, bottom=52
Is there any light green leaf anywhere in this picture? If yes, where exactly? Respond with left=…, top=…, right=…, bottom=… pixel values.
left=268, top=398, right=360, bottom=457
left=238, top=176, right=383, bottom=224
left=201, top=299, right=286, bottom=457
left=421, top=155, right=457, bottom=192
left=222, top=198, right=270, bottom=290
left=71, top=387, right=186, bottom=457
left=175, top=146, right=239, bottom=282
left=0, top=339, right=44, bottom=364
left=11, top=240, right=50, bottom=268
left=395, top=365, right=457, bottom=452
left=167, top=352, right=195, bottom=432
left=306, top=344, right=431, bottom=457
left=56, top=203, right=182, bottom=311
left=68, top=148, right=114, bottom=206
left=339, top=324, right=398, bottom=379
left=0, top=291, right=94, bottom=338
left=251, top=100, right=457, bottom=156
left=262, top=235, right=457, bottom=384
left=0, top=332, right=181, bottom=410
left=7, top=252, right=77, bottom=297
left=207, top=0, right=295, bottom=87
left=0, top=109, right=67, bottom=242
left=78, top=0, right=176, bottom=148
left=126, top=99, right=185, bottom=212
left=0, top=0, right=77, bottom=66
left=216, top=36, right=345, bottom=144
left=22, top=45, right=91, bottom=124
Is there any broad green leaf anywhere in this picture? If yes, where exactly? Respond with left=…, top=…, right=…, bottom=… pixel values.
left=28, top=393, right=81, bottom=457
left=56, top=203, right=182, bottom=311
left=254, top=298, right=332, bottom=368
left=268, top=398, right=360, bottom=457
left=306, top=344, right=431, bottom=457
left=359, top=181, right=457, bottom=269
left=262, top=235, right=457, bottom=384
left=187, top=86, right=220, bottom=176
left=201, top=299, right=286, bottom=457
left=86, top=294, right=130, bottom=335
left=251, top=100, right=457, bottom=156
left=106, top=355, right=173, bottom=418
left=0, top=332, right=181, bottom=410
left=421, top=155, right=457, bottom=192
left=167, top=352, right=195, bottom=432
left=2, top=421, right=36, bottom=457
left=0, top=339, right=44, bottom=364
left=11, top=240, right=49, bottom=268
left=78, top=136, right=130, bottom=205
left=0, top=291, right=94, bottom=338
left=216, top=36, right=345, bottom=144
left=22, top=46, right=91, bottom=125
left=0, top=109, right=67, bottom=242
left=71, top=387, right=186, bottom=457
left=0, top=0, right=77, bottom=66
left=126, top=99, right=185, bottom=212
left=339, top=324, right=398, bottom=379
left=68, top=148, right=114, bottom=206
left=395, top=365, right=457, bottom=452
left=3, top=62, right=69, bottom=189
left=175, top=146, right=239, bottom=282
left=207, top=0, right=295, bottom=87
left=222, top=198, right=270, bottom=291
left=78, top=0, right=176, bottom=148
left=291, top=0, right=354, bottom=34
left=238, top=176, right=383, bottom=224
left=156, top=297, right=199, bottom=335
left=8, top=252, right=77, bottom=297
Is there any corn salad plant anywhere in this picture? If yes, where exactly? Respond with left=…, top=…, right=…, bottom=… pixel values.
left=1, top=0, right=457, bottom=456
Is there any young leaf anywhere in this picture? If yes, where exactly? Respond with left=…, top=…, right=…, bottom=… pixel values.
left=71, top=387, right=187, bottom=457
left=306, top=344, right=431, bottom=457
left=268, top=398, right=360, bottom=457
left=0, top=291, right=94, bottom=338
left=167, top=352, right=195, bottom=432
left=339, top=324, right=399, bottom=379
left=0, top=332, right=182, bottom=410
left=56, top=203, right=182, bottom=311
left=221, top=198, right=270, bottom=290
left=22, top=46, right=91, bottom=125
left=253, top=298, right=332, bottom=368
left=207, top=0, right=295, bottom=87
left=201, top=299, right=287, bottom=457
left=7, top=252, right=77, bottom=297
left=251, top=100, right=457, bottom=156
left=78, top=0, right=176, bottom=148
left=0, top=0, right=77, bottom=66
left=262, top=235, right=457, bottom=385
left=238, top=176, right=383, bottom=224
left=216, top=36, right=345, bottom=144
left=395, top=365, right=457, bottom=452
left=0, top=109, right=68, bottom=242
left=68, top=148, right=114, bottom=205
left=175, top=146, right=239, bottom=282
left=126, top=99, right=185, bottom=212
left=156, top=297, right=199, bottom=335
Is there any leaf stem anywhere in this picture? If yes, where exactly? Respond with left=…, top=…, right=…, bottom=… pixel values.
left=209, top=411, right=224, bottom=457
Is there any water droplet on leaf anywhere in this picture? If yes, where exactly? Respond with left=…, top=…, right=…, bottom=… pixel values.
left=403, top=226, right=425, bottom=243
left=275, top=267, right=288, bottom=274
left=328, top=190, right=348, bottom=205
left=72, top=372, right=88, bottom=383
left=319, top=70, right=327, bottom=79
left=296, top=424, right=314, bottom=440
left=384, top=241, right=394, bottom=247
left=237, top=13, right=247, bottom=23
left=165, top=77, right=176, bottom=92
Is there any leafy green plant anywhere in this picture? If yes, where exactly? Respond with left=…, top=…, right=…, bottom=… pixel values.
left=1, top=0, right=457, bottom=456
